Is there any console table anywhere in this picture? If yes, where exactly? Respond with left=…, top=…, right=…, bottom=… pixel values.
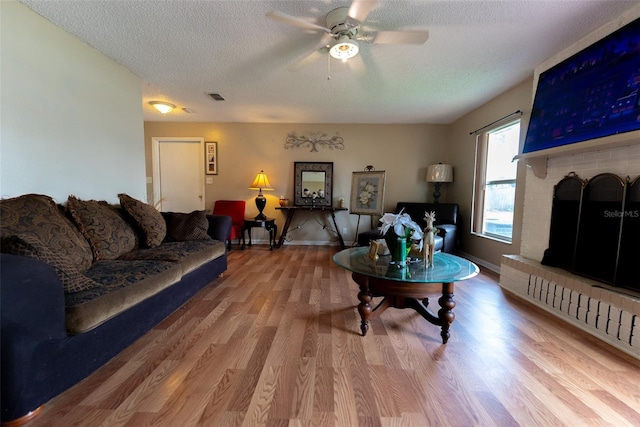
left=275, top=206, right=348, bottom=249
left=333, top=247, right=479, bottom=343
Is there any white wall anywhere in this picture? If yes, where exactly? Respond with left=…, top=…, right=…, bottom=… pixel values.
left=0, top=1, right=146, bottom=204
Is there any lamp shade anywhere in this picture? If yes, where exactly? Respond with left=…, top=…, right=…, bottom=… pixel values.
left=249, top=171, right=273, bottom=191
left=426, top=164, right=453, bottom=183
left=249, top=170, right=273, bottom=221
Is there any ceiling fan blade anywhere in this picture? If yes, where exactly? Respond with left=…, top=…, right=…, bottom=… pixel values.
left=348, top=0, right=379, bottom=24
left=266, top=11, right=331, bottom=33
left=287, top=46, right=330, bottom=71
left=371, top=30, right=429, bottom=45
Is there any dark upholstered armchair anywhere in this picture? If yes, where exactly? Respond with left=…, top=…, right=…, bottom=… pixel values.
left=212, top=200, right=245, bottom=250
left=357, top=202, right=460, bottom=254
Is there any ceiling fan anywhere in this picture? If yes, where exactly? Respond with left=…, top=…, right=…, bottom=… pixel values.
left=266, top=0, right=429, bottom=63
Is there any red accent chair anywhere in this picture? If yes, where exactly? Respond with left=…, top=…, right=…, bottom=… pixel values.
left=212, top=200, right=245, bottom=250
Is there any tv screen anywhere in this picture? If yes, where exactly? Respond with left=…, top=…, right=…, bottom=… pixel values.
left=523, top=17, right=640, bottom=154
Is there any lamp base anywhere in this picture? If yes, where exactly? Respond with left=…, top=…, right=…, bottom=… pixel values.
left=255, top=193, right=267, bottom=220
left=432, top=182, right=442, bottom=204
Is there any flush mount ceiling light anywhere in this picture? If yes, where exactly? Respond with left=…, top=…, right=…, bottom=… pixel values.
left=329, top=35, right=359, bottom=61
left=149, top=101, right=176, bottom=114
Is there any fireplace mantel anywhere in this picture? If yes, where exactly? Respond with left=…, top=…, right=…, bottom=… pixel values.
left=515, top=131, right=640, bottom=178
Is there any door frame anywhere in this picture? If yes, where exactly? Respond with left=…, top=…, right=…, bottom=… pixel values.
left=151, top=137, right=205, bottom=210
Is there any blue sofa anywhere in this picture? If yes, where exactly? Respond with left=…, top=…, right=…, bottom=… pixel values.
left=0, top=194, right=231, bottom=424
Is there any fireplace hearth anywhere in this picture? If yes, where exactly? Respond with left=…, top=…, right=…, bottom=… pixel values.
left=542, top=172, right=639, bottom=292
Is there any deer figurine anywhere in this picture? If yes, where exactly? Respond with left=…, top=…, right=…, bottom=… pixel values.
left=423, top=211, right=437, bottom=269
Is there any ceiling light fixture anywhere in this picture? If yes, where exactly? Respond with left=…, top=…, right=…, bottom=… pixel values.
left=149, top=101, right=176, bottom=114
left=329, top=35, right=359, bottom=61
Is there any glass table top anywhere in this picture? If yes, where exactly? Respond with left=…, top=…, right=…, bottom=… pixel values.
left=333, top=247, right=479, bottom=283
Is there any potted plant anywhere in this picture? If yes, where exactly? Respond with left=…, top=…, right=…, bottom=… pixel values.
left=378, top=208, right=423, bottom=265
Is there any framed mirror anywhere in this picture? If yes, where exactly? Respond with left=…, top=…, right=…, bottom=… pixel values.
left=294, top=162, right=333, bottom=207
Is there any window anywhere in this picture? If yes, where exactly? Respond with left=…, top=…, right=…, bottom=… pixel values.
left=472, top=120, right=520, bottom=242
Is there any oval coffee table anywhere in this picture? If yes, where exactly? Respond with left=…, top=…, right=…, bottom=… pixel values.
left=333, top=247, right=479, bottom=343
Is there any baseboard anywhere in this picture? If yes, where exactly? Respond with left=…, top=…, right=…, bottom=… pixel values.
left=456, top=251, right=500, bottom=274
left=258, top=239, right=342, bottom=246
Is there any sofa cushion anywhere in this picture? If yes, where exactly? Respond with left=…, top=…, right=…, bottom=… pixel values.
left=64, top=259, right=182, bottom=334
left=163, top=211, right=211, bottom=242
left=0, top=194, right=94, bottom=271
left=1, top=234, right=99, bottom=293
left=119, top=240, right=225, bottom=275
left=67, top=196, right=138, bottom=260
left=118, top=193, right=166, bottom=248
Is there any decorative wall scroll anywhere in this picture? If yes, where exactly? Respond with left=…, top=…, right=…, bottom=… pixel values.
left=284, top=131, right=345, bottom=152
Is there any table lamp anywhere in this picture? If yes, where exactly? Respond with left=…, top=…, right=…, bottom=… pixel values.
left=426, top=163, right=453, bottom=204
left=249, top=170, right=274, bottom=220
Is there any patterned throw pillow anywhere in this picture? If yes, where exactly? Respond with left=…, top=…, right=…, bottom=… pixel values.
left=67, top=196, right=138, bottom=260
left=1, top=234, right=99, bottom=293
left=163, top=211, right=211, bottom=242
left=0, top=194, right=93, bottom=271
left=118, top=193, right=166, bottom=248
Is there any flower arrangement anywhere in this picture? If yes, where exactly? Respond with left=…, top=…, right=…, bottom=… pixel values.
left=378, top=209, right=424, bottom=265
left=378, top=208, right=423, bottom=241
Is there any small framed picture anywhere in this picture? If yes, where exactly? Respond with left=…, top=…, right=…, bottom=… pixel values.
left=205, top=142, right=218, bottom=175
left=350, top=171, right=386, bottom=215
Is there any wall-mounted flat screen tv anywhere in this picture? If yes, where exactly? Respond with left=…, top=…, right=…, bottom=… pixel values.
left=522, top=17, right=640, bottom=154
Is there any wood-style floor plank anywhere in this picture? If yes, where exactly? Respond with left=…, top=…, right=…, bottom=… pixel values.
left=27, top=245, right=640, bottom=426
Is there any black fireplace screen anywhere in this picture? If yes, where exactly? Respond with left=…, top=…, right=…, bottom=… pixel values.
left=542, top=173, right=639, bottom=291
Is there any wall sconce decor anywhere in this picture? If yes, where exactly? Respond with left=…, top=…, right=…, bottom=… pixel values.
left=249, top=170, right=274, bottom=220
left=426, top=163, right=453, bottom=204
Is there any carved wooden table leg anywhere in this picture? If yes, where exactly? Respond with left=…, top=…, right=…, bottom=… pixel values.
left=356, top=276, right=372, bottom=336
left=438, top=282, right=456, bottom=343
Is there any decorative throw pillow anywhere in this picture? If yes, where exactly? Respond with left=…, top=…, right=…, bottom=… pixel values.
left=163, top=211, right=211, bottom=242
left=67, top=196, right=138, bottom=260
left=0, top=194, right=93, bottom=271
left=1, top=234, right=99, bottom=293
left=118, top=193, right=166, bottom=248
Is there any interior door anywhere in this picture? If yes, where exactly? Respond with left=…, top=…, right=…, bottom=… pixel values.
left=152, top=137, right=205, bottom=212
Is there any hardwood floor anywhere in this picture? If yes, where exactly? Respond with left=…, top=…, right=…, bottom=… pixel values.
left=30, top=246, right=640, bottom=426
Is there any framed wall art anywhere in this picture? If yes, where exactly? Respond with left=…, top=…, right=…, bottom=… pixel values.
left=350, top=170, right=385, bottom=215
left=205, top=141, right=218, bottom=175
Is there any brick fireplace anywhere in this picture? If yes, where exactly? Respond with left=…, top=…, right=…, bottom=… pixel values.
left=499, top=144, right=640, bottom=358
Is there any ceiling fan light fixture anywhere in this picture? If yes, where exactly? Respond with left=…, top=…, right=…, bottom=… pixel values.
left=329, top=36, right=359, bottom=61
left=149, top=101, right=176, bottom=114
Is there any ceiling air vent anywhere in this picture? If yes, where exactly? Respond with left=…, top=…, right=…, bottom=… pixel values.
left=208, top=93, right=225, bottom=101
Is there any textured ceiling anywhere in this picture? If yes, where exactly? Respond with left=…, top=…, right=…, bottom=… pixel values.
left=19, top=0, right=639, bottom=124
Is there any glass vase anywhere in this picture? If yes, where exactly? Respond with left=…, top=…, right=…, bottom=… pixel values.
left=384, top=231, right=409, bottom=266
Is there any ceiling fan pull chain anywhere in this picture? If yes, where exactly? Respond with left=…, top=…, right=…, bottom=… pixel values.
left=327, top=50, right=331, bottom=80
